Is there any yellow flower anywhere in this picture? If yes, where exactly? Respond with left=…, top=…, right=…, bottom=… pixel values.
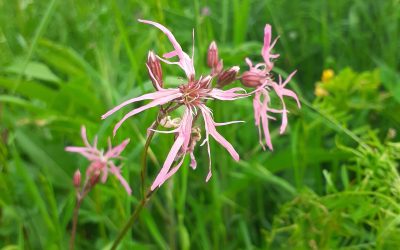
left=322, top=69, right=334, bottom=82
left=314, top=85, right=329, bottom=97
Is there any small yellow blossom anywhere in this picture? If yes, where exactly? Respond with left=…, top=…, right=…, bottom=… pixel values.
left=322, top=69, right=335, bottom=82
left=314, top=85, right=329, bottom=97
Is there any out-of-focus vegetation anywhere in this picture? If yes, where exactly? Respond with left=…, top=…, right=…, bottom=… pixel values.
left=0, top=0, right=399, bottom=249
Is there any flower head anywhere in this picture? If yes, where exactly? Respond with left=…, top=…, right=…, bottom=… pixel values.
left=241, top=24, right=301, bottom=150
left=65, top=126, right=132, bottom=194
left=102, top=20, right=246, bottom=190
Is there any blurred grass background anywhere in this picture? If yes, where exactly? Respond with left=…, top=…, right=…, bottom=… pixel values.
left=1, top=0, right=400, bottom=249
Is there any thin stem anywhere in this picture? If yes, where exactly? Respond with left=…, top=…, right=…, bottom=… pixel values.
left=140, top=104, right=182, bottom=198
left=111, top=189, right=156, bottom=250
left=69, top=198, right=81, bottom=250
left=140, top=119, right=160, bottom=197
left=69, top=183, right=93, bottom=250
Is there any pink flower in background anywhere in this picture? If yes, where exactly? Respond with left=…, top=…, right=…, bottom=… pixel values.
left=102, top=20, right=246, bottom=190
left=241, top=24, right=301, bottom=150
left=65, top=126, right=132, bottom=195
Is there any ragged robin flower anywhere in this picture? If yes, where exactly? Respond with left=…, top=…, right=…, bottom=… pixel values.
left=240, top=24, right=301, bottom=150
left=65, top=126, right=132, bottom=195
left=102, top=20, right=247, bottom=190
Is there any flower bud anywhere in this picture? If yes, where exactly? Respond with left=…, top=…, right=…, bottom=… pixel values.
left=207, top=41, right=219, bottom=68
left=146, top=51, right=163, bottom=89
left=89, top=171, right=100, bottom=187
left=240, top=71, right=265, bottom=88
left=217, top=66, right=240, bottom=87
left=73, top=169, right=81, bottom=188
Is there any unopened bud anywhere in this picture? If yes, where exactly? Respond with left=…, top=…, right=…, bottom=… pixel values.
left=89, top=171, right=100, bottom=187
left=240, top=71, right=265, bottom=88
left=217, top=66, right=240, bottom=87
left=73, top=169, right=81, bottom=188
left=207, top=41, right=219, bottom=68
left=146, top=51, right=163, bottom=89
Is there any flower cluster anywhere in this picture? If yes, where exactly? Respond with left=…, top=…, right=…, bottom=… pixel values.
left=66, top=126, right=132, bottom=195
left=66, top=20, right=301, bottom=194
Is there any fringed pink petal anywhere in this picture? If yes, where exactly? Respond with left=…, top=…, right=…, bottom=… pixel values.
left=151, top=108, right=193, bottom=190
left=214, top=120, right=245, bottom=126
left=262, top=24, right=272, bottom=62
left=162, top=155, right=186, bottom=182
left=260, top=90, right=273, bottom=150
left=110, top=163, right=132, bottom=195
left=112, top=92, right=182, bottom=136
left=208, top=87, right=248, bottom=100
left=163, top=51, right=178, bottom=58
left=80, top=126, right=91, bottom=148
left=139, top=19, right=195, bottom=79
left=245, top=58, right=253, bottom=68
left=65, top=147, right=100, bottom=161
left=151, top=136, right=184, bottom=190
left=190, top=152, right=197, bottom=169
left=279, top=108, right=288, bottom=134
left=261, top=24, right=279, bottom=70
left=105, top=138, right=130, bottom=158
left=102, top=89, right=180, bottom=120
left=252, top=92, right=264, bottom=149
left=200, top=105, right=240, bottom=161
left=101, top=165, right=108, bottom=183
left=280, top=88, right=301, bottom=108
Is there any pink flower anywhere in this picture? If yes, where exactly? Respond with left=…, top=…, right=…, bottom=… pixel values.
left=65, top=126, right=132, bottom=195
left=241, top=24, right=301, bottom=150
left=102, top=20, right=246, bottom=190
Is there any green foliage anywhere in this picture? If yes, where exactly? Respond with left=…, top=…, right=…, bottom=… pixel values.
left=0, top=0, right=399, bottom=249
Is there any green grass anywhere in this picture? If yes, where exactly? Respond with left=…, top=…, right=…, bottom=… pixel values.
left=1, top=0, right=400, bottom=249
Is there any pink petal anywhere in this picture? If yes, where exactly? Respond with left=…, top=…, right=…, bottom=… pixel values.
left=105, top=138, right=130, bottom=158
left=261, top=25, right=272, bottom=62
left=163, top=51, right=178, bottom=58
left=65, top=146, right=100, bottom=161
left=260, top=91, right=273, bottom=150
left=151, top=136, right=184, bottom=190
left=245, top=58, right=253, bottom=68
left=208, top=87, right=248, bottom=101
left=206, top=170, right=212, bottom=182
left=101, top=165, right=108, bottom=183
left=162, top=155, right=186, bottom=181
left=280, top=109, right=288, bottom=134
left=112, top=92, right=182, bottom=136
left=281, top=88, right=301, bottom=108
left=102, top=89, right=180, bottom=120
left=138, top=19, right=195, bottom=79
left=200, top=105, right=240, bottom=161
left=110, top=163, right=132, bottom=195
left=81, top=126, right=91, bottom=148
left=150, top=108, right=192, bottom=190
left=261, top=24, right=279, bottom=70
left=190, top=152, right=197, bottom=169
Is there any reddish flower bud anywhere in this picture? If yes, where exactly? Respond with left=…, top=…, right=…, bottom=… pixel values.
left=217, top=66, right=240, bottom=87
left=73, top=169, right=81, bottom=188
left=207, top=41, right=219, bottom=68
left=240, top=71, right=265, bottom=88
left=89, top=171, right=100, bottom=187
left=146, top=51, right=163, bottom=89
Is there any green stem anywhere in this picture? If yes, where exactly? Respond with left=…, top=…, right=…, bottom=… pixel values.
left=140, top=104, right=181, bottom=197
left=111, top=189, right=155, bottom=250
left=140, top=119, right=160, bottom=198
left=69, top=184, right=92, bottom=250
